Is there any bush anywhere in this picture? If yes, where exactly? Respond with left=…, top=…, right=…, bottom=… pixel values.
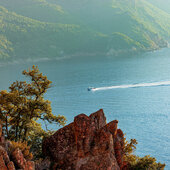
left=9, top=141, right=33, bottom=160
left=123, top=136, right=165, bottom=169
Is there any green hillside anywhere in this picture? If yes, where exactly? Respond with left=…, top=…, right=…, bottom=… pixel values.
left=51, top=0, right=169, bottom=49
left=0, top=0, right=71, bottom=23
left=147, top=0, right=170, bottom=14
left=0, top=6, right=109, bottom=60
left=0, top=0, right=169, bottom=60
left=111, top=0, right=170, bottom=49
left=0, top=35, right=13, bottom=59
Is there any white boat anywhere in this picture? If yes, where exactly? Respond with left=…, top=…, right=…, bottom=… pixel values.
left=87, top=87, right=95, bottom=91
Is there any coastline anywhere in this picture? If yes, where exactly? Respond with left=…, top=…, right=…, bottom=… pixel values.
left=0, top=46, right=169, bottom=68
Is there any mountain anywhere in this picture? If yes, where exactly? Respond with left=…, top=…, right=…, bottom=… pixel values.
left=147, top=0, right=170, bottom=14
left=50, top=0, right=169, bottom=48
left=0, top=6, right=108, bottom=60
left=0, top=0, right=70, bottom=23
left=0, top=0, right=169, bottom=60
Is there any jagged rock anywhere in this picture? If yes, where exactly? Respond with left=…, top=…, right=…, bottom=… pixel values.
left=0, top=123, right=5, bottom=145
left=35, top=158, right=51, bottom=170
left=0, top=146, right=10, bottom=164
left=43, top=109, right=126, bottom=170
left=26, top=161, right=35, bottom=170
left=43, top=121, right=77, bottom=169
left=0, top=121, right=35, bottom=170
left=0, top=143, right=35, bottom=170
left=0, top=155, right=8, bottom=170
left=114, top=129, right=125, bottom=169
left=11, top=148, right=27, bottom=169
left=7, top=162, right=15, bottom=170
left=89, top=109, right=106, bottom=130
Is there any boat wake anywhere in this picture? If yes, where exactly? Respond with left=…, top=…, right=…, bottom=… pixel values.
left=91, top=81, right=170, bottom=91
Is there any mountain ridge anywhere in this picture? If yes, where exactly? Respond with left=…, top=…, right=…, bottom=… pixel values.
left=0, top=0, right=169, bottom=60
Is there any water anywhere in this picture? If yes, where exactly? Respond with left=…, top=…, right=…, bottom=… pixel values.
left=0, top=48, right=170, bottom=168
left=91, top=81, right=170, bottom=91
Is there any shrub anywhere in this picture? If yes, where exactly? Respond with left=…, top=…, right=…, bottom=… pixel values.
left=123, top=136, right=165, bottom=169
left=9, top=140, right=33, bottom=160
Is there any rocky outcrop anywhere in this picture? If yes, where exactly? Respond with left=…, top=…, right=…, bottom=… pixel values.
left=0, top=122, right=5, bottom=145
left=0, top=122, right=35, bottom=170
left=35, top=158, right=51, bottom=170
left=43, top=109, right=127, bottom=170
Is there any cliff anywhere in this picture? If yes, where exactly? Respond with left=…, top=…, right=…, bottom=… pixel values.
left=42, top=109, right=127, bottom=170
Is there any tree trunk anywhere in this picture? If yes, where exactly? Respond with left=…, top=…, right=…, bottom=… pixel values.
left=5, top=115, right=8, bottom=138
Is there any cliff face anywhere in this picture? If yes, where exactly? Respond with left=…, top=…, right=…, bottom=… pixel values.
left=43, top=109, right=127, bottom=170
left=0, top=123, right=35, bottom=170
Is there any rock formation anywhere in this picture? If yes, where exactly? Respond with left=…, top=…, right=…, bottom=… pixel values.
left=43, top=109, right=127, bottom=170
left=0, top=123, right=35, bottom=170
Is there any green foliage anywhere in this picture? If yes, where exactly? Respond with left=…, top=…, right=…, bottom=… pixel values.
left=110, top=32, right=143, bottom=50
left=0, top=66, right=66, bottom=158
left=0, top=35, right=13, bottom=59
left=26, top=121, right=55, bottom=159
left=129, top=155, right=166, bottom=170
left=123, top=138, right=138, bottom=157
left=123, top=136, right=165, bottom=169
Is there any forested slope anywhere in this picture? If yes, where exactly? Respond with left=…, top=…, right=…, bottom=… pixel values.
left=0, top=0, right=169, bottom=60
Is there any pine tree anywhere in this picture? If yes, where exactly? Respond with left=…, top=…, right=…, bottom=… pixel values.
left=0, top=66, right=66, bottom=158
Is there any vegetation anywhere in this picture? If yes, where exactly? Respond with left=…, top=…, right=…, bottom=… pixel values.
left=0, top=35, right=13, bottom=59
left=9, top=141, right=33, bottom=160
left=0, top=65, right=66, bottom=158
left=0, top=6, right=108, bottom=60
left=0, top=0, right=170, bottom=60
left=123, top=137, right=165, bottom=169
left=148, top=0, right=170, bottom=14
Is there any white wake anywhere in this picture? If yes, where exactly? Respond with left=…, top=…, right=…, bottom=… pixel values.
left=91, top=81, right=170, bottom=91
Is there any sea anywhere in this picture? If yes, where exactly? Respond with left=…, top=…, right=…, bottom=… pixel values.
left=0, top=48, right=170, bottom=169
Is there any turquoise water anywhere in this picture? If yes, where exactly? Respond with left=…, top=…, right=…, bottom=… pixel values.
left=0, top=48, right=170, bottom=168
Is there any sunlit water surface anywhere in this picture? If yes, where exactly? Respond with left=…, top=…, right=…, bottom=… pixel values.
left=0, top=48, right=170, bottom=168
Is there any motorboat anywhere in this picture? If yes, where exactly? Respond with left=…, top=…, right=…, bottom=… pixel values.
left=87, top=87, right=95, bottom=91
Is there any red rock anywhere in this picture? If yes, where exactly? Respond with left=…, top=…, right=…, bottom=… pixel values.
left=0, top=155, right=8, bottom=170
left=43, top=109, right=125, bottom=170
left=89, top=109, right=106, bottom=130
left=42, top=122, right=77, bottom=169
left=35, top=158, right=51, bottom=170
left=117, top=129, right=124, bottom=138
left=0, top=123, right=5, bottom=146
left=114, top=129, right=125, bottom=169
left=26, top=161, right=35, bottom=170
left=7, top=162, right=15, bottom=170
left=0, top=146, right=10, bottom=164
left=103, top=120, right=118, bottom=136
left=74, top=114, right=95, bottom=157
left=0, top=122, right=35, bottom=170
left=11, top=148, right=27, bottom=169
